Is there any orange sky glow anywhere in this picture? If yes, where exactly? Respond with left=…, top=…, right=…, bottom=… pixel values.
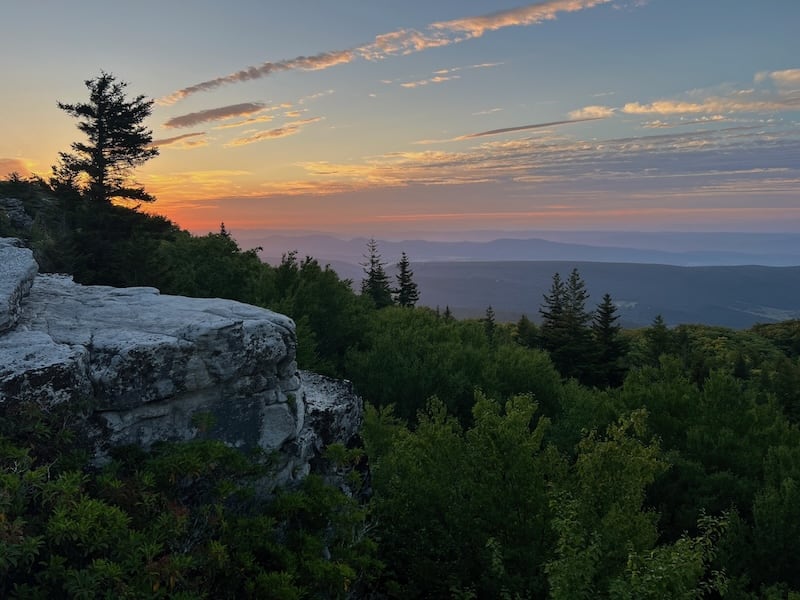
left=2, top=0, right=799, bottom=236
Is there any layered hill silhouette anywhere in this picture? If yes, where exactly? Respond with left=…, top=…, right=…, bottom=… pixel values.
left=239, top=231, right=800, bottom=328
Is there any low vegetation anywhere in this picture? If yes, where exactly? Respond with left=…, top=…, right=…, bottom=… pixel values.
left=3, top=175, right=800, bottom=598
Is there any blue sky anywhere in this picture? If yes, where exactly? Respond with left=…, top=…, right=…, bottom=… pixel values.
left=1, top=0, right=799, bottom=234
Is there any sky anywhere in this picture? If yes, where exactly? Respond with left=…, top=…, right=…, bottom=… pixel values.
left=2, top=0, right=799, bottom=236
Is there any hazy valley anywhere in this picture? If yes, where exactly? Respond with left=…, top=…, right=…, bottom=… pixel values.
left=240, top=230, right=800, bottom=328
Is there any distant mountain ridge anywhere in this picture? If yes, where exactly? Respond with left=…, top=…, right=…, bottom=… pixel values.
left=233, top=231, right=800, bottom=268
left=229, top=230, right=800, bottom=329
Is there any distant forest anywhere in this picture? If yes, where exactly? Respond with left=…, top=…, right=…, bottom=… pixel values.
left=3, top=175, right=800, bottom=598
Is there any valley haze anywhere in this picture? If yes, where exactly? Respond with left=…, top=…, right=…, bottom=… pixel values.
left=224, top=228, right=800, bottom=329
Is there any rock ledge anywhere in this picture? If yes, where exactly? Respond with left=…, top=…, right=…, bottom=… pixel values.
left=0, top=237, right=362, bottom=487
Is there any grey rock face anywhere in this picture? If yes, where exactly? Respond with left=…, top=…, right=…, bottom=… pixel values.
left=0, top=238, right=362, bottom=488
left=0, top=238, right=38, bottom=333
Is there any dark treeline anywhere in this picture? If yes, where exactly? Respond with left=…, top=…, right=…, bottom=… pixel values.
left=3, top=175, right=800, bottom=598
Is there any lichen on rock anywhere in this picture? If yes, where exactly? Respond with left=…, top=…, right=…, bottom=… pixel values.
left=0, top=237, right=362, bottom=489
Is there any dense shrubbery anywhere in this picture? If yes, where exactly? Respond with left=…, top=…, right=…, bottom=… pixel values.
left=0, top=398, right=378, bottom=598
left=3, top=175, right=800, bottom=597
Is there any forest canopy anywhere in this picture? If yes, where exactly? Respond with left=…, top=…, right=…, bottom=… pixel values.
left=3, top=173, right=800, bottom=598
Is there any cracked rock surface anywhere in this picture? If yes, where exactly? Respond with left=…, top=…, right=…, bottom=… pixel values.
left=0, top=238, right=362, bottom=487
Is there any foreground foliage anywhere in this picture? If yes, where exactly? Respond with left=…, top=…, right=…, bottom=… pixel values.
left=3, top=176, right=800, bottom=597
left=0, top=400, right=377, bottom=599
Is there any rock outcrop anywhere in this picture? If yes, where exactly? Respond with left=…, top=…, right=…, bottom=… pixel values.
left=0, top=237, right=37, bottom=333
left=0, top=237, right=362, bottom=488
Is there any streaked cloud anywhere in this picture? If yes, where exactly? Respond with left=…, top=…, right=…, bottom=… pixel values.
left=164, top=102, right=267, bottom=128
left=255, top=122, right=800, bottom=204
left=473, top=107, right=504, bottom=115
left=430, top=0, right=612, bottom=37
left=225, top=117, right=323, bottom=147
left=461, top=117, right=603, bottom=139
left=144, top=115, right=800, bottom=234
left=298, top=89, right=335, bottom=104
left=641, top=115, right=728, bottom=129
left=567, top=70, right=800, bottom=125
left=151, top=132, right=208, bottom=149
left=159, top=0, right=613, bottom=104
left=212, top=114, right=275, bottom=130
left=568, top=105, right=615, bottom=119
left=397, top=62, right=500, bottom=88
left=414, top=117, right=601, bottom=145
left=622, top=96, right=800, bottom=115
left=401, top=74, right=461, bottom=88
left=159, top=51, right=352, bottom=105
left=434, top=62, right=503, bottom=75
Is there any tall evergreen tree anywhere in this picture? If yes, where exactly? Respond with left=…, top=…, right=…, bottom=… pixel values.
left=394, top=251, right=420, bottom=307
left=539, top=272, right=566, bottom=349
left=55, top=72, right=158, bottom=203
left=483, top=305, right=497, bottom=346
left=645, top=314, right=673, bottom=365
left=516, top=314, right=539, bottom=348
left=540, top=269, right=595, bottom=382
left=592, top=293, right=627, bottom=387
left=565, top=267, right=592, bottom=327
left=360, top=238, right=393, bottom=308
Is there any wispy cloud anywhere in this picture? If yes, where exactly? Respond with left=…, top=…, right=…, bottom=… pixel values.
left=433, top=62, right=502, bottom=75
left=298, top=89, right=335, bottom=104
left=396, top=62, right=501, bottom=88
left=401, top=74, right=460, bottom=88
left=212, top=114, right=275, bottom=130
left=225, top=117, right=323, bottom=147
left=266, top=122, right=800, bottom=202
left=164, top=102, right=267, bottom=128
left=568, top=105, right=615, bottom=119
left=461, top=117, right=603, bottom=139
left=413, top=117, right=598, bottom=145
left=473, top=107, right=504, bottom=116
left=145, top=118, right=800, bottom=229
left=151, top=132, right=208, bottom=149
left=622, top=96, right=800, bottom=115
left=568, top=69, right=800, bottom=123
left=641, top=115, right=728, bottom=129
left=430, top=0, right=610, bottom=36
left=159, top=0, right=613, bottom=104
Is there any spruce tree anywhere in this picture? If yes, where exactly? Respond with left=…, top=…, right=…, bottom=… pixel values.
left=55, top=72, right=158, bottom=203
left=592, top=292, right=627, bottom=386
left=645, top=314, right=673, bottom=365
left=394, top=251, right=420, bottom=307
left=565, top=267, right=592, bottom=328
left=516, top=314, right=539, bottom=348
left=360, top=238, right=393, bottom=308
left=483, top=305, right=497, bottom=345
left=540, top=268, right=594, bottom=382
left=539, top=272, right=566, bottom=350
